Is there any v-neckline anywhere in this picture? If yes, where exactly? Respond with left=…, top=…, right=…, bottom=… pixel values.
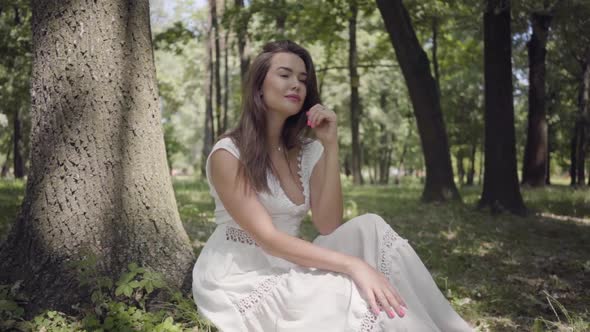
left=272, top=145, right=306, bottom=207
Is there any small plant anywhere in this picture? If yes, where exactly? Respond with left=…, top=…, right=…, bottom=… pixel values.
left=531, top=291, right=590, bottom=331
left=0, top=282, right=26, bottom=330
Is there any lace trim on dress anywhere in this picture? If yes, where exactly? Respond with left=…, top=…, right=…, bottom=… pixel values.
left=235, top=274, right=285, bottom=316
left=358, top=227, right=409, bottom=332
left=296, top=144, right=305, bottom=205
left=359, top=309, right=379, bottom=332
left=225, top=226, right=258, bottom=246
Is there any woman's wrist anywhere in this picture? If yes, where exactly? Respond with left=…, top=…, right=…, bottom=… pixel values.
left=321, top=139, right=339, bottom=151
left=342, top=256, right=362, bottom=276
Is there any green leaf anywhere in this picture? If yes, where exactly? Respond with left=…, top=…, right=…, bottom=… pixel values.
left=128, top=280, right=141, bottom=288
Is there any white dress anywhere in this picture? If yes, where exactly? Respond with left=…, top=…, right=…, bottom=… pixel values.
left=192, top=137, right=473, bottom=332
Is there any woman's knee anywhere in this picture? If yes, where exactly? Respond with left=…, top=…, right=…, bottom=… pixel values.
left=361, top=213, right=388, bottom=226
left=346, top=213, right=388, bottom=230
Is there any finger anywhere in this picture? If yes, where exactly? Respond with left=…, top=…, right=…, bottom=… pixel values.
left=366, top=289, right=380, bottom=317
left=383, top=289, right=403, bottom=318
left=377, top=290, right=396, bottom=319
left=306, top=109, right=319, bottom=127
left=388, top=288, right=407, bottom=317
left=305, top=110, right=316, bottom=127
left=310, top=111, right=324, bottom=128
left=314, top=113, right=327, bottom=127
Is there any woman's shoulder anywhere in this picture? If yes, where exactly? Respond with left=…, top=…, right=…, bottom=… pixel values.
left=301, top=138, right=324, bottom=153
left=211, top=136, right=240, bottom=159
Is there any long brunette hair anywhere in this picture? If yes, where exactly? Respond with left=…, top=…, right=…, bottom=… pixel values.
left=222, top=40, right=321, bottom=193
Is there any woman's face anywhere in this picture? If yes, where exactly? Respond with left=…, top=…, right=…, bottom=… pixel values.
left=261, top=52, right=308, bottom=118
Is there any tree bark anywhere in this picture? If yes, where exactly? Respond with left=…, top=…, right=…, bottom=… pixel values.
left=521, top=12, right=552, bottom=187
left=0, top=0, right=195, bottom=314
left=376, top=0, right=460, bottom=202
left=479, top=0, right=526, bottom=215
left=349, top=0, right=363, bottom=185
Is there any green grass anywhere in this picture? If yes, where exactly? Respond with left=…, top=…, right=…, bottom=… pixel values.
left=1, top=176, right=588, bottom=331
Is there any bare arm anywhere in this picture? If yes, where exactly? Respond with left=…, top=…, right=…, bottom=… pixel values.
left=307, top=104, right=344, bottom=235
left=210, top=149, right=355, bottom=275
left=309, top=142, right=343, bottom=235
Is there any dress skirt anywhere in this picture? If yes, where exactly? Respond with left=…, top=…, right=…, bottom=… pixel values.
left=192, top=213, right=473, bottom=332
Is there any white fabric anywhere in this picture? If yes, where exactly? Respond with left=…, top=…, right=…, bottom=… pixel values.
left=193, top=137, right=473, bottom=332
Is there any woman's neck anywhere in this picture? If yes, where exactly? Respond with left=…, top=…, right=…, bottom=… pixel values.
left=265, top=112, right=287, bottom=150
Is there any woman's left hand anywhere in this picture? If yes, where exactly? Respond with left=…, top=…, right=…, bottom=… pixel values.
left=306, top=104, right=338, bottom=147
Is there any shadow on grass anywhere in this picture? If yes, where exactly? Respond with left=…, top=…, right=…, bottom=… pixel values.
left=339, top=183, right=590, bottom=331
left=1, top=177, right=588, bottom=331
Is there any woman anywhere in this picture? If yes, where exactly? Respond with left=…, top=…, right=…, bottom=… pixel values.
left=192, top=40, right=473, bottom=332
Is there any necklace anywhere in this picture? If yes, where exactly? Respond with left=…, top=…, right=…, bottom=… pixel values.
left=273, top=142, right=285, bottom=152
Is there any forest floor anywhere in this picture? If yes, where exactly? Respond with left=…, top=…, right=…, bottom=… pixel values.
left=0, top=176, right=588, bottom=331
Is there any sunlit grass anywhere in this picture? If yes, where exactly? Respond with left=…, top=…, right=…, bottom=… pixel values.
left=1, top=176, right=588, bottom=331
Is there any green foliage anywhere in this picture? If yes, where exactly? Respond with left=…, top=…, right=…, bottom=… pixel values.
left=0, top=283, right=26, bottom=330
left=153, top=21, right=196, bottom=54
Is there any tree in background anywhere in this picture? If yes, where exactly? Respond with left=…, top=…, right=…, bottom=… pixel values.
left=0, top=0, right=194, bottom=313
left=479, top=0, right=526, bottom=215
left=348, top=0, right=363, bottom=185
left=376, top=0, right=460, bottom=202
left=0, top=1, right=32, bottom=179
left=521, top=1, right=560, bottom=187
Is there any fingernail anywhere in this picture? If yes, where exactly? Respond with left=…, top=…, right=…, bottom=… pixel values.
left=373, top=309, right=379, bottom=316
left=307, top=120, right=311, bottom=126
left=388, top=310, right=395, bottom=318
left=399, top=307, right=405, bottom=317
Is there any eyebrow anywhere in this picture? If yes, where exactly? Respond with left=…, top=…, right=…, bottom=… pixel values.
left=277, top=66, right=308, bottom=76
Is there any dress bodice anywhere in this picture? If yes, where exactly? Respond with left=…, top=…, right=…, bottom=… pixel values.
left=205, top=136, right=324, bottom=236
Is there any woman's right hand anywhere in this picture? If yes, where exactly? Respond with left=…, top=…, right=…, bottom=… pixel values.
left=347, top=258, right=407, bottom=319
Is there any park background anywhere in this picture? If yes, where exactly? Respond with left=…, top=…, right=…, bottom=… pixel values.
left=0, top=0, right=589, bottom=331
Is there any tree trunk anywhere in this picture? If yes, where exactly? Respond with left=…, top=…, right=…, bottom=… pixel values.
left=234, top=0, right=249, bottom=85
left=223, top=29, right=229, bottom=133
left=479, top=0, right=526, bottom=215
left=456, top=150, right=465, bottom=186
left=466, top=144, right=476, bottom=186
left=0, top=0, right=194, bottom=314
left=431, top=16, right=440, bottom=99
left=376, top=0, right=460, bottom=202
left=274, top=0, right=287, bottom=35
left=349, top=0, right=363, bottom=185
left=569, top=122, right=578, bottom=186
left=378, top=91, right=392, bottom=185
left=201, top=5, right=215, bottom=178
left=211, top=0, right=222, bottom=138
left=344, top=153, right=352, bottom=177
left=318, top=39, right=334, bottom=99
left=521, top=12, right=552, bottom=187
left=576, top=50, right=590, bottom=185
left=1, top=137, right=13, bottom=178
left=12, top=107, right=24, bottom=178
